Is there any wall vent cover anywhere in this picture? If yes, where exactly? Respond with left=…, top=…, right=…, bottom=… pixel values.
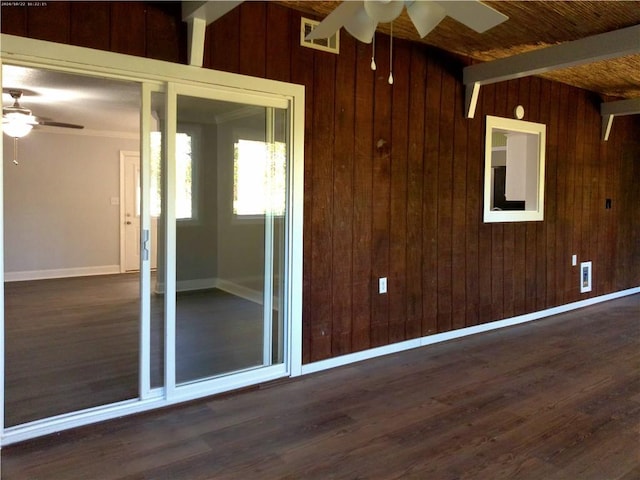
left=300, top=17, right=339, bottom=54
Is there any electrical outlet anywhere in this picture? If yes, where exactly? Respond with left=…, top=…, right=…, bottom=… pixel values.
left=379, top=277, right=387, bottom=294
left=572, top=254, right=577, bottom=266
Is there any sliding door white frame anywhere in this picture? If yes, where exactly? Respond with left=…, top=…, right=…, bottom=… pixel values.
left=165, top=83, right=289, bottom=398
left=263, top=106, right=276, bottom=367
left=0, top=64, right=4, bottom=435
left=0, top=34, right=304, bottom=446
left=164, top=82, right=178, bottom=399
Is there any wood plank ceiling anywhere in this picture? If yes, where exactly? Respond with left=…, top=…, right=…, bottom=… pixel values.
left=280, top=1, right=640, bottom=100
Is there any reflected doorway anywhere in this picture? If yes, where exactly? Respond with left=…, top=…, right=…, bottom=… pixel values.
left=2, top=65, right=142, bottom=426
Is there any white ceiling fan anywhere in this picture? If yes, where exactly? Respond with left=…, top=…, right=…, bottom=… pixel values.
left=2, top=89, right=84, bottom=139
left=306, top=0, right=508, bottom=43
left=3, top=89, right=84, bottom=165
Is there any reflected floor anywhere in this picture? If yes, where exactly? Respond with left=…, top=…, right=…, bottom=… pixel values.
left=175, top=288, right=263, bottom=384
left=4, top=273, right=262, bottom=427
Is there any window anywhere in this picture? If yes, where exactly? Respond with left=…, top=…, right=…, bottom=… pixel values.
left=484, top=115, right=546, bottom=223
left=175, top=132, right=194, bottom=220
left=150, top=128, right=198, bottom=220
left=233, top=139, right=286, bottom=217
left=150, top=132, right=162, bottom=218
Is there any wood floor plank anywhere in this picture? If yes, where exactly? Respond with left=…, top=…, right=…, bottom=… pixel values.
left=4, top=274, right=266, bottom=426
left=3, top=294, right=639, bottom=479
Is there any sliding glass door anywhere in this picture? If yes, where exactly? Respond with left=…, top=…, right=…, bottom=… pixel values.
left=1, top=35, right=302, bottom=444
left=174, top=96, right=285, bottom=383
left=147, top=84, right=291, bottom=396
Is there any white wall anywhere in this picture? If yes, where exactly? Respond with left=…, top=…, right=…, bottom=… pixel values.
left=3, top=130, right=138, bottom=279
left=216, top=114, right=267, bottom=294
left=175, top=123, right=218, bottom=285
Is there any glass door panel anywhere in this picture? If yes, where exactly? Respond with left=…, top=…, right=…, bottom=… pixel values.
left=174, top=94, right=287, bottom=384
left=2, top=66, right=142, bottom=425
left=149, top=90, right=166, bottom=389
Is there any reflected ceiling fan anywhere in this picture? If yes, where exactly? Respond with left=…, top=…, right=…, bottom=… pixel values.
left=306, top=0, right=508, bottom=44
left=3, top=89, right=84, bottom=138
left=3, top=89, right=84, bottom=164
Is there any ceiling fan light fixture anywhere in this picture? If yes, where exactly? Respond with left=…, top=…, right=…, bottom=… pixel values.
left=407, top=1, right=447, bottom=38
left=344, top=5, right=378, bottom=43
left=364, top=0, right=404, bottom=23
left=3, top=112, right=35, bottom=138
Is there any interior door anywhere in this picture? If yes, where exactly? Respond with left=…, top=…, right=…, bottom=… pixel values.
left=122, top=151, right=141, bottom=272
left=123, top=151, right=158, bottom=272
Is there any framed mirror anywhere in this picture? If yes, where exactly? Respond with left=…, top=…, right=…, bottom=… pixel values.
left=484, top=115, right=546, bottom=222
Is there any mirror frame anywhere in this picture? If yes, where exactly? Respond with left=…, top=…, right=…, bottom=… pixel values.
left=483, top=115, right=546, bottom=223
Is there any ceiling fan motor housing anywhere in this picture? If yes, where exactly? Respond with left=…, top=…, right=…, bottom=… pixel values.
left=364, top=0, right=405, bottom=23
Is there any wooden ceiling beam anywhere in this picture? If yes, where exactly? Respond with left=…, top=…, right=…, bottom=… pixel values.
left=182, top=1, right=243, bottom=67
left=463, top=24, right=640, bottom=118
left=601, top=98, right=640, bottom=141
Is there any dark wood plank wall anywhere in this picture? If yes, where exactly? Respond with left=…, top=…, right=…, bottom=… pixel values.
left=2, top=2, right=639, bottom=365
left=1, top=1, right=186, bottom=63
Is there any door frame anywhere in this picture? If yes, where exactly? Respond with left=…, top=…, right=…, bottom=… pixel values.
left=0, top=33, right=305, bottom=446
left=162, top=83, right=293, bottom=400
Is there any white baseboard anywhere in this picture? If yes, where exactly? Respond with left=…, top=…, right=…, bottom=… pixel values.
left=216, top=279, right=262, bottom=304
left=177, top=278, right=218, bottom=292
left=300, top=286, right=640, bottom=376
left=154, top=277, right=218, bottom=294
left=153, top=277, right=273, bottom=307
left=4, top=265, right=121, bottom=282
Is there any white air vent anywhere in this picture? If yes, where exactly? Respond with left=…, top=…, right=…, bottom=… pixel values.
left=300, top=17, right=339, bottom=54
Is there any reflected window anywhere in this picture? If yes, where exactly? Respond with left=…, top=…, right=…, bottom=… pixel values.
left=150, top=129, right=198, bottom=220
left=233, top=139, right=286, bottom=217
left=175, top=132, right=194, bottom=220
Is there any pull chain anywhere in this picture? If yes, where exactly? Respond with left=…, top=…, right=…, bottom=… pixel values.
left=370, top=34, right=377, bottom=71
left=388, top=21, right=394, bottom=85
left=13, top=137, right=19, bottom=165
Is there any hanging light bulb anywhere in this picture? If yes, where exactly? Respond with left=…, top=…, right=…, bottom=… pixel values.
left=3, top=112, right=35, bottom=138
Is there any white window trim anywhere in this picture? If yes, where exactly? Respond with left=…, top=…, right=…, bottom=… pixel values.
left=483, top=115, right=546, bottom=223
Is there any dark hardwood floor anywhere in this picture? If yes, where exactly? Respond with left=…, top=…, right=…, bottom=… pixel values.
left=2, top=294, right=639, bottom=479
left=4, top=274, right=264, bottom=426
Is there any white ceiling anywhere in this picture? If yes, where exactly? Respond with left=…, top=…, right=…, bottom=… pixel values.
left=2, top=65, right=141, bottom=134
left=3, top=65, right=265, bottom=136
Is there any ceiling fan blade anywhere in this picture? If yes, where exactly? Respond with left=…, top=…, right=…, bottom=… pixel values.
left=305, top=1, right=365, bottom=40
left=407, top=1, right=447, bottom=38
left=363, top=0, right=404, bottom=23
left=434, top=0, right=508, bottom=33
left=38, top=120, right=84, bottom=129
left=344, top=5, right=377, bottom=43
left=3, top=87, right=38, bottom=97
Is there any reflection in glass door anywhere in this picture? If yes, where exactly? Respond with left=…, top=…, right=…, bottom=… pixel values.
left=2, top=66, right=142, bottom=426
left=172, top=95, right=287, bottom=384
left=151, top=91, right=288, bottom=389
